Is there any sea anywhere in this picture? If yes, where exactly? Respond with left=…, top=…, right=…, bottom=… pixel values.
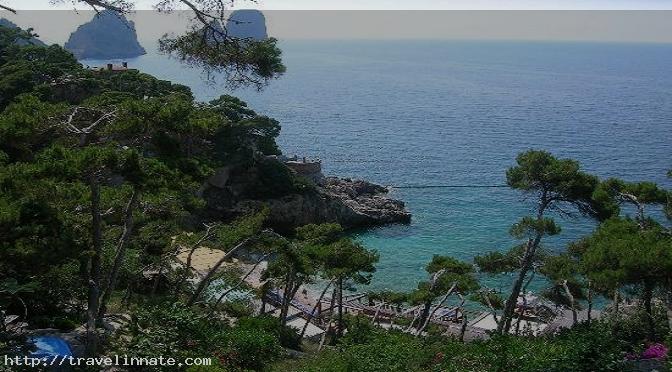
left=83, top=39, right=672, bottom=296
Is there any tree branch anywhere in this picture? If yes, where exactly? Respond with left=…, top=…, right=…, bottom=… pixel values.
left=187, top=237, right=252, bottom=306
left=416, top=282, right=457, bottom=336
left=97, top=187, right=140, bottom=321
left=300, top=280, right=333, bottom=339
left=175, top=223, right=218, bottom=289
left=209, top=253, right=270, bottom=314
left=78, top=0, right=127, bottom=13
left=0, top=3, right=16, bottom=13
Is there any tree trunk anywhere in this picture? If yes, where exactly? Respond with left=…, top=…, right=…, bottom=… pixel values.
left=0, top=308, right=6, bottom=334
left=336, top=277, right=344, bottom=338
left=586, top=280, right=593, bottom=325
left=300, top=281, right=333, bottom=339
left=417, top=301, right=432, bottom=332
left=643, top=282, right=655, bottom=340
left=260, top=296, right=267, bottom=315
left=417, top=283, right=457, bottom=336
left=456, top=293, right=468, bottom=342
left=514, top=269, right=536, bottom=335
left=484, top=293, right=499, bottom=324
left=561, top=280, right=578, bottom=325
left=210, top=254, right=269, bottom=314
left=499, top=197, right=548, bottom=335
left=318, top=288, right=338, bottom=351
left=122, top=280, right=133, bottom=309
left=97, top=188, right=139, bottom=321
left=372, top=301, right=386, bottom=325
left=85, top=173, right=102, bottom=356
left=620, top=193, right=645, bottom=227
left=405, top=309, right=420, bottom=333
left=499, top=238, right=536, bottom=334
left=176, top=226, right=216, bottom=290
left=281, top=282, right=302, bottom=327
left=279, top=272, right=296, bottom=327
left=613, top=290, right=620, bottom=316
left=514, top=292, right=526, bottom=336
left=187, top=238, right=250, bottom=306
left=151, top=263, right=163, bottom=298
left=459, top=313, right=468, bottom=342
left=666, top=284, right=672, bottom=335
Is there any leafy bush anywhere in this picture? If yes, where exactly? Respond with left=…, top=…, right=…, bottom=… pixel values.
left=119, top=302, right=283, bottom=371
left=222, top=298, right=254, bottom=318
left=213, top=326, right=281, bottom=371
left=277, top=318, right=635, bottom=372
left=238, top=315, right=301, bottom=350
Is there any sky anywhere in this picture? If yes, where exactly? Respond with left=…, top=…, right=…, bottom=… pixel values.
left=2, top=3, right=672, bottom=44
left=4, top=0, right=672, bottom=10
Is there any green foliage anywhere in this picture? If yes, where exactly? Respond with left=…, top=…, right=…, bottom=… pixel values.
left=509, top=216, right=561, bottom=239
left=580, top=218, right=672, bottom=291
left=591, top=178, right=670, bottom=225
left=424, top=255, right=480, bottom=294
left=215, top=209, right=269, bottom=248
left=276, top=319, right=633, bottom=372
left=577, top=217, right=671, bottom=339
left=506, top=150, right=611, bottom=219
left=285, top=329, right=434, bottom=372
left=159, top=26, right=286, bottom=90
left=121, top=302, right=283, bottom=371
left=539, top=253, right=586, bottom=306
left=368, top=290, right=408, bottom=308
left=0, top=94, right=67, bottom=161
left=237, top=315, right=301, bottom=350
left=209, top=94, right=256, bottom=122
left=338, top=315, right=378, bottom=345
left=607, top=306, right=671, bottom=347
left=474, top=244, right=541, bottom=275
left=0, top=24, right=287, bottom=327
left=470, top=290, right=504, bottom=310
left=221, top=298, right=254, bottom=318
left=0, top=43, right=78, bottom=110
left=318, top=239, right=379, bottom=287
left=245, top=157, right=301, bottom=198
left=597, top=178, right=669, bottom=205
left=541, top=254, right=580, bottom=283
left=296, top=223, right=344, bottom=245
left=409, top=255, right=479, bottom=332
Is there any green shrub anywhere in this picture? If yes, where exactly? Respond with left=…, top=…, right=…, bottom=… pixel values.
left=222, top=298, right=254, bottom=318
left=119, top=302, right=283, bottom=371
left=238, top=315, right=301, bottom=350
left=215, top=326, right=282, bottom=370
left=275, top=318, right=637, bottom=372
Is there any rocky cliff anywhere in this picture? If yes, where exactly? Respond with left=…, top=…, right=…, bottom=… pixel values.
left=226, top=9, right=268, bottom=40
left=203, top=164, right=411, bottom=231
left=64, top=10, right=146, bottom=59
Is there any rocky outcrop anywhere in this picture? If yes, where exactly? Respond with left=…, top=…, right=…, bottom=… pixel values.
left=64, top=10, right=146, bottom=59
left=226, top=9, right=268, bottom=40
left=204, top=170, right=411, bottom=231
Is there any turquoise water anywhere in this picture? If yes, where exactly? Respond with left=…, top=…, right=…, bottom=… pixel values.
left=85, top=40, right=672, bottom=294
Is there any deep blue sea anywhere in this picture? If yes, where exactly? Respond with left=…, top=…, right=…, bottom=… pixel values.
left=84, top=40, right=672, bottom=294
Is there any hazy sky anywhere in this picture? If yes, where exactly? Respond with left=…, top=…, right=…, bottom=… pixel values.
left=3, top=8, right=672, bottom=44
left=4, top=0, right=672, bottom=10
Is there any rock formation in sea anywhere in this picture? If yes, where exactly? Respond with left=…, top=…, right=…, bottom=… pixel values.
left=0, top=18, right=47, bottom=46
left=202, top=159, right=411, bottom=231
left=64, top=10, right=146, bottom=59
left=226, top=9, right=268, bottom=40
